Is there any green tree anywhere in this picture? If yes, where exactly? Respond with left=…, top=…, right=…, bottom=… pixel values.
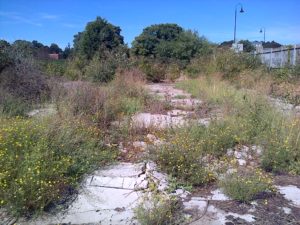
left=74, top=17, right=124, bottom=59
left=131, top=23, right=183, bottom=57
left=12, top=40, right=35, bottom=57
left=49, top=43, right=62, bottom=54
left=62, top=43, right=72, bottom=59
left=0, top=40, right=12, bottom=72
left=132, top=24, right=211, bottom=63
left=32, top=40, right=44, bottom=49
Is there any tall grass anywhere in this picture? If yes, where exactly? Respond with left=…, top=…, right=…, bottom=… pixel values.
left=153, top=77, right=300, bottom=182
left=54, top=69, right=148, bottom=127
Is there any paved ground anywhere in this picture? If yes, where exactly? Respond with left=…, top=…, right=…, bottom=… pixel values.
left=8, top=82, right=300, bottom=225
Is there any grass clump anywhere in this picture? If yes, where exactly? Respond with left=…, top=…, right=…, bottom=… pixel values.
left=0, top=116, right=117, bottom=216
left=55, top=69, right=147, bottom=127
left=134, top=194, right=183, bottom=225
left=153, top=127, right=216, bottom=186
left=219, top=170, right=274, bottom=202
left=261, top=118, right=300, bottom=174
left=0, top=89, right=32, bottom=116
left=176, top=77, right=300, bottom=174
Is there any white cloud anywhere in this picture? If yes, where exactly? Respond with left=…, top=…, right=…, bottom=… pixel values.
left=40, top=13, right=59, bottom=20
left=0, top=11, right=42, bottom=26
left=62, top=23, right=83, bottom=29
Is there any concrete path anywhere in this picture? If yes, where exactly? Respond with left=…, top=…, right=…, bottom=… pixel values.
left=12, top=82, right=300, bottom=225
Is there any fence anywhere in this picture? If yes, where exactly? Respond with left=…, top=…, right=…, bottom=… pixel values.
left=255, top=44, right=300, bottom=68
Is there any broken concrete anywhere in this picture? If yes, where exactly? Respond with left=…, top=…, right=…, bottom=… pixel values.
left=22, top=162, right=173, bottom=225
left=277, top=185, right=300, bottom=207
left=27, top=104, right=57, bottom=117
left=132, top=112, right=186, bottom=129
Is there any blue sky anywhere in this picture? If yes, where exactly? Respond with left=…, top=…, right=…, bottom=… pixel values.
left=0, top=0, right=299, bottom=48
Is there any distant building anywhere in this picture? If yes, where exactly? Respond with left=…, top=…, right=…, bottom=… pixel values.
left=48, top=53, right=59, bottom=60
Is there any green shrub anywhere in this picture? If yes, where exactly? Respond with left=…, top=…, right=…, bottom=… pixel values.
left=0, top=116, right=116, bottom=216
left=216, top=50, right=261, bottom=78
left=153, top=127, right=215, bottom=186
left=165, top=63, right=181, bottom=81
left=0, top=88, right=32, bottom=116
left=64, top=57, right=86, bottom=80
left=219, top=170, right=274, bottom=202
left=39, top=60, right=66, bottom=77
left=176, top=78, right=300, bottom=174
left=85, top=55, right=117, bottom=82
left=185, top=55, right=217, bottom=77
left=56, top=69, right=147, bottom=126
left=139, top=60, right=167, bottom=82
left=261, top=118, right=300, bottom=174
left=134, top=194, right=183, bottom=225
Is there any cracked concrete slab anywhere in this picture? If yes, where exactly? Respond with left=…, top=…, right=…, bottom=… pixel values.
left=277, top=185, right=300, bottom=207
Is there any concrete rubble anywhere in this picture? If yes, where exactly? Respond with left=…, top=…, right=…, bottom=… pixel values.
left=22, top=162, right=172, bottom=225
left=11, top=83, right=300, bottom=225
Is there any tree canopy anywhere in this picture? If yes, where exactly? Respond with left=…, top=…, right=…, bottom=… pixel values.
left=131, top=23, right=210, bottom=62
left=49, top=43, right=62, bottom=54
left=73, top=17, right=124, bottom=59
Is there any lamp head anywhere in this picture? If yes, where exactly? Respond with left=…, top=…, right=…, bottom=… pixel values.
left=260, top=29, right=263, bottom=33
left=240, top=7, right=244, bottom=13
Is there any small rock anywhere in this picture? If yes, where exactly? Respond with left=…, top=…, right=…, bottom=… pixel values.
left=282, top=207, right=292, bottom=214
left=237, top=159, right=247, bottom=166
left=135, top=175, right=148, bottom=190
left=249, top=161, right=257, bottom=167
left=146, top=161, right=156, bottom=172
left=153, top=139, right=165, bottom=146
left=211, top=189, right=230, bottom=201
left=251, top=145, right=263, bottom=156
left=226, top=168, right=237, bottom=174
left=234, top=151, right=242, bottom=159
left=132, top=141, right=147, bottom=150
left=227, top=148, right=234, bottom=156
left=146, top=134, right=157, bottom=143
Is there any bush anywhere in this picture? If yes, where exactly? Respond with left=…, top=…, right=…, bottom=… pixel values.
left=185, top=54, right=217, bottom=77
left=0, top=88, right=31, bottom=116
left=138, top=60, right=167, bottom=82
left=216, top=50, right=261, bottom=78
left=64, top=56, right=86, bottom=80
left=85, top=54, right=117, bottom=82
left=0, top=50, right=50, bottom=116
left=261, top=117, right=300, bottom=174
left=39, top=60, right=66, bottom=77
left=0, top=117, right=117, bottom=216
left=165, top=63, right=181, bottom=81
left=134, top=194, right=183, bottom=225
left=56, top=69, right=147, bottom=126
left=219, top=170, right=274, bottom=202
left=0, top=47, right=49, bottom=98
left=153, top=127, right=215, bottom=186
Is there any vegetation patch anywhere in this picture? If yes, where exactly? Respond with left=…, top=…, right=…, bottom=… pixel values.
left=219, top=170, right=275, bottom=202
left=134, top=194, right=184, bottom=225
left=0, top=116, right=117, bottom=216
left=176, top=78, right=300, bottom=174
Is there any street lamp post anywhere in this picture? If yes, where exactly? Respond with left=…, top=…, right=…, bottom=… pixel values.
left=234, top=3, right=245, bottom=43
left=260, top=27, right=266, bottom=43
